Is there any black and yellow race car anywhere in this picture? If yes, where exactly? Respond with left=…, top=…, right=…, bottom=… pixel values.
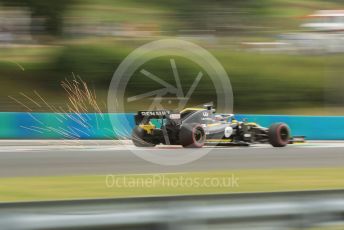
left=132, top=105, right=291, bottom=148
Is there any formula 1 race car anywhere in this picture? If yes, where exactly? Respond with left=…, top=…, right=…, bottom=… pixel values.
left=132, top=105, right=291, bottom=148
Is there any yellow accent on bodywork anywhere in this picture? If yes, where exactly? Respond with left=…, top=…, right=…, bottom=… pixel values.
left=207, top=123, right=221, bottom=127
left=246, top=122, right=258, bottom=126
left=207, top=139, right=233, bottom=143
left=139, top=124, right=155, bottom=134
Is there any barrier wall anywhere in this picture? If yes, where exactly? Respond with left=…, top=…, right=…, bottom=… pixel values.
left=0, top=112, right=343, bottom=140
left=0, top=112, right=134, bottom=139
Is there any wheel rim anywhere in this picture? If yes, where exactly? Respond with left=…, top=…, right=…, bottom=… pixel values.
left=279, top=126, right=289, bottom=142
left=193, top=127, right=205, bottom=144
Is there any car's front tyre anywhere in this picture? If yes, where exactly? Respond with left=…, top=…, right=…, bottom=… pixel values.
left=268, top=123, right=290, bottom=147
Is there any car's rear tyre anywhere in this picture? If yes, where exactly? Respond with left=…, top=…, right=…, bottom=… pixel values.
left=132, top=126, right=156, bottom=147
left=268, top=123, right=290, bottom=147
left=179, top=123, right=206, bottom=148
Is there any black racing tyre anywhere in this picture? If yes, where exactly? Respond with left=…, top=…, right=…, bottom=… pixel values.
left=268, top=123, right=290, bottom=147
left=179, top=123, right=206, bottom=148
left=131, top=126, right=156, bottom=147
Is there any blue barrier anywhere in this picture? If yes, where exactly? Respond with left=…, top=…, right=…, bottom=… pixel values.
left=0, top=112, right=343, bottom=140
left=0, top=112, right=135, bottom=139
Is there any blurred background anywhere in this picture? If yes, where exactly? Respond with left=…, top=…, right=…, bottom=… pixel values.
left=1, top=2, right=344, bottom=229
left=0, top=0, right=343, bottom=114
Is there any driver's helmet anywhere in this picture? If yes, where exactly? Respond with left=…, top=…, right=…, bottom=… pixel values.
left=214, top=114, right=224, bottom=121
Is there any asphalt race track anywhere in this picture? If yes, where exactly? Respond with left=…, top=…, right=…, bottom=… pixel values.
left=0, top=141, right=344, bottom=177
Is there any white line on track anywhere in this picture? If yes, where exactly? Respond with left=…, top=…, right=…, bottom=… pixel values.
left=0, top=141, right=343, bottom=152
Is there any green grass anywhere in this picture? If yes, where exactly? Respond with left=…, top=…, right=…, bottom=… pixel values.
left=0, top=167, right=343, bottom=202
left=309, top=225, right=344, bottom=230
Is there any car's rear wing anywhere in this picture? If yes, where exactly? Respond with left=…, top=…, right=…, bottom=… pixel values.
left=135, top=110, right=181, bottom=125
